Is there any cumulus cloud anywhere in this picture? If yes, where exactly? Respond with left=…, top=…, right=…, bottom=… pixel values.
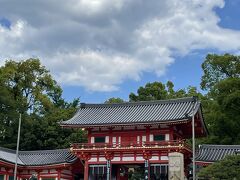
left=0, top=0, right=240, bottom=91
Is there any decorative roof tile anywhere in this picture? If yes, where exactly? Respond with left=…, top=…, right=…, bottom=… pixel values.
left=196, top=144, right=240, bottom=163
left=61, top=97, right=201, bottom=127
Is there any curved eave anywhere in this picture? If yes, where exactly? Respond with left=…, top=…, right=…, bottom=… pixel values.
left=0, top=159, right=22, bottom=168
left=0, top=158, right=24, bottom=166
left=60, top=118, right=192, bottom=128
left=18, top=162, right=75, bottom=169
left=195, top=160, right=213, bottom=165
left=198, top=103, right=209, bottom=136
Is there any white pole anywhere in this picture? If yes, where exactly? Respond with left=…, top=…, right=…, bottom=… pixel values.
left=14, top=113, right=21, bottom=180
left=192, top=104, right=196, bottom=180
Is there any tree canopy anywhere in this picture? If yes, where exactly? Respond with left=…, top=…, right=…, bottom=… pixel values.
left=200, top=54, right=240, bottom=144
left=198, top=155, right=240, bottom=179
left=129, top=81, right=203, bottom=101
left=201, top=53, right=240, bottom=91
left=0, top=59, right=63, bottom=114
left=0, top=58, right=85, bottom=150
left=105, top=97, right=125, bottom=103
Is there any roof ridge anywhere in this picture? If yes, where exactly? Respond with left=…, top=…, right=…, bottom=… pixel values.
left=0, top=146, right=16, bottom=154
left=201, top=144, right=240, bottom=148
left=81, top=96, right=197, bottom=108
left=0, top=146, right=71, bottom=155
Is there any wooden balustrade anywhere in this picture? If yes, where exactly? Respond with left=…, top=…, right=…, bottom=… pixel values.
left=71, top=140, right=191, bottom=151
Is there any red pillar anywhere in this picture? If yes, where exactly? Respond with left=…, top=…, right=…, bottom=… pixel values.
left=170, top=126, right=174, bottom=141
left=5, top=168, right=10, bottom=180
left=109, top=128, right=113, bottom=145
left=87, top=128, right=92, bottom=143
left=84, top=161, right=89, bottom=180
left=57, top=169, right=61, bottom=180
left=37, top=170, right=41, bottom=180
left=146, top=126, right=150, bottom=142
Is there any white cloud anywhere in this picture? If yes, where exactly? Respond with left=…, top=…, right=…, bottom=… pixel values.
left=0, top=0, right=240, bottom=91
left=48, top=50, right=142, bottom=91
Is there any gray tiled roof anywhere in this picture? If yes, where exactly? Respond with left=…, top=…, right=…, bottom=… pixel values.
left=0, top=147, right=77, bottom=166
left=0, top=147, right=24, bottom=165
left=196, top=144, right=240, bottom=163
left=61, top=97, right=201, bottom=127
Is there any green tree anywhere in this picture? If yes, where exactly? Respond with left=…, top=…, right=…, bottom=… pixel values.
left=0, top=59, right=63, bottom=114
left=0, top=85, right=20, bottom=148
left=201, top=53, right=240, bottom=91
left=200, top=54, right=240, bottom=144
left=198, top=155, right=240, bottom=179
left=19, top=98, right=87, bottom=150
left=0, top=59, right=85, bottom=150
left=203, top=78, right=240, bottom=144
left=129, top=81, right=202, bottom=101
left=105, top=97, right=125, bottom=103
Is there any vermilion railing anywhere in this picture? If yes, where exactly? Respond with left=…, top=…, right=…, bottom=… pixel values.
left=71, top=140, right=191, bottom=150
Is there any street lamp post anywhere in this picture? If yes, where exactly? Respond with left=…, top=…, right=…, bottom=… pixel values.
left=192, top=102, right=196, bottom=180
left=14, top=113, right=22, bottom=180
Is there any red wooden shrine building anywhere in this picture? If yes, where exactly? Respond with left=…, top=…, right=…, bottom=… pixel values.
left=0, top=147, right=83, bottom=180
left=60, top=97, right=208, bottom=180
left=0, top=97, right=208, bottom=180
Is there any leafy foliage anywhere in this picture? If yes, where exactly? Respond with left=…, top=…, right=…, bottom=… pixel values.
left=198, top=155, right=240, bottom=179
left=129, top=81, right=202, bottom=101
left=105, top=97, right=125, bottom=103
left=0, top=85, right=20, bottom=148
left=201, top=54, right=240, bottom=144
left=0, top=59, right=64, bottom=114
left=201, top=53, right=240, bottom=91
left=0, top=58, right=85, bottom=150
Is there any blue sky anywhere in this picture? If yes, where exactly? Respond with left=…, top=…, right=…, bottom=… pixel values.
left=0, top=0, right=240, bottom=103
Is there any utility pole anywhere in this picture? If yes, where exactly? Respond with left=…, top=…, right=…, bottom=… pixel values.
left=14, top=113, right=22, bottom=180
left=192, top=102, right=196, bottom=180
